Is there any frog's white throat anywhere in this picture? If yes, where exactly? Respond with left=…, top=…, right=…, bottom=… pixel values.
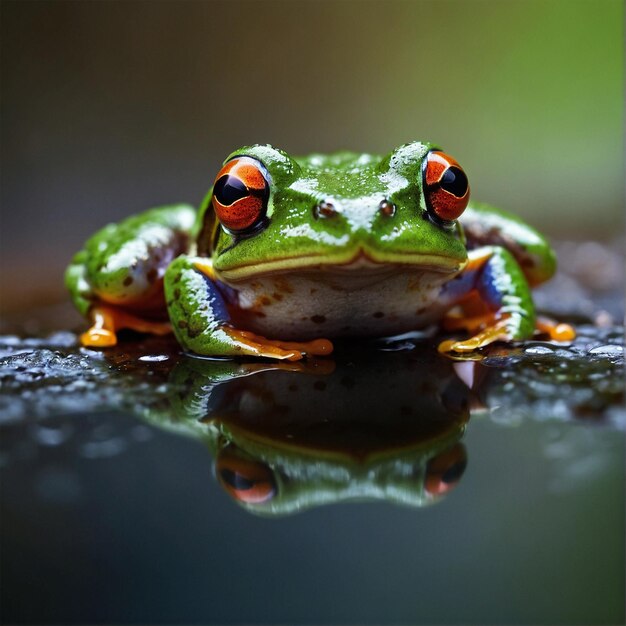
left=220, top=259, right=462, bottom=341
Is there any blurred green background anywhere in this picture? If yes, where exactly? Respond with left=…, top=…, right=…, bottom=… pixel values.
left=1, top=0, right=623, bottom=314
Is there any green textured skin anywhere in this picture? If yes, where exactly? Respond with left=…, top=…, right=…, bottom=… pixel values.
left=164, top=255, right=262, bottom=357
left=201, top=142, right=468, bottom=276
left=65, top=204, right=196, bottom=315
left=66, top=142, right=557, bottom=355
left=479, top=246, right=536, bottom=339
left=462, top=201, right=556, bottom=286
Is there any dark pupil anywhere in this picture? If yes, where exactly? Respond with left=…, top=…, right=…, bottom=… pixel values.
left=214, top=174, right=249, bottom=205
left=220, top=468, right=256, bottom=491
left=441, top=458, right=468, bottom=484
left=440, top=166, right=468, bottom=197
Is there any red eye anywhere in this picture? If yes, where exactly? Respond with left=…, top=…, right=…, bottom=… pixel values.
left=216, top=447, right=276, bottom=504
left=211, top=156, right=270, bottom=233
left=424, top=443, right=467, bottom=496
left=423, top=151, right=470, bottom=222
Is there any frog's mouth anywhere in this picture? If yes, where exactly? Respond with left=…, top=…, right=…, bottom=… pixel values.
left=218, top=250, right=466, bottom=282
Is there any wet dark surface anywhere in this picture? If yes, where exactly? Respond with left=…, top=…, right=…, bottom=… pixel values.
left=1, top=245, right=625, bottom=625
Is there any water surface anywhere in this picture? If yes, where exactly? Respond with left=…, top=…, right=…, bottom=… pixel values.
left=1, top=324, right=623, bottom=624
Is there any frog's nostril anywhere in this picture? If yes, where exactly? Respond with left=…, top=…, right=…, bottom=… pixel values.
left=379, top=199, right=396, bottom=217
left=313, top=201, right=338, bottom=219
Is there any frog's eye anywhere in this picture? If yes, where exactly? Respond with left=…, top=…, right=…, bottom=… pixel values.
left=423, top=151, right=470, bottom=222
left=211, top=156, right=270, bottom=233
left=216, top=446, right=276, bottom=504
left=424, top=443, right=467, bottom=496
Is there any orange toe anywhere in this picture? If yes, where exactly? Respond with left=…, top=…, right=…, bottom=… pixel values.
left=80, top=327, right=117, bottom=348
left=536, top=316, right=576, bottom=341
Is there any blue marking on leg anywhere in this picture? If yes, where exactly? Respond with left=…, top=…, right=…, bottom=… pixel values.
left=477, top=256, right=505, bottom=309
left=440, top=268, right=479, bottom=305
left=202, top=274, right=231, bottom=325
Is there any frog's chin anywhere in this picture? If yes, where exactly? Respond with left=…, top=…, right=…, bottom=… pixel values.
left=218, top=251, right=466, bottom=282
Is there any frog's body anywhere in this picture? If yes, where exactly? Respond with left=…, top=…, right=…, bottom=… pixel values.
left=66, top=141, right=573, bottom=359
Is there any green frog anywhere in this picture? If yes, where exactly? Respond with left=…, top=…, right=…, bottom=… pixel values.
left=66, top=141, right=573, bottom=359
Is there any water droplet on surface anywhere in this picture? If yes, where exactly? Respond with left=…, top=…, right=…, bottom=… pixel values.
left=588, top=344, right=624, bottom=357
left=138, top=354, right=170, bottom=362
left=524, top=345, right=555, bottom=355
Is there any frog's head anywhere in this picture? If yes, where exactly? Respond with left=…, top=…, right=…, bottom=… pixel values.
left=197, top=142, right=470, bottom=281
left=213, top=437, right=468, bottom=516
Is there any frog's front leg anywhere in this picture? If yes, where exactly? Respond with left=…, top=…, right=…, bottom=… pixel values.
left=438, top=246, right=537, bottom=353
left=164, top=256, right=333, bottom=361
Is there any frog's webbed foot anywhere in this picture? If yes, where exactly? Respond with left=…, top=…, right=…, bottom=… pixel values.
left=440, top=299, right=576, bottom=354
left=535, top=315, right=576, bottom=342
left=440, top=294, right=507, bottom=352
left=220, top=328, right=333, bottom=362
left=439, top=317, right=513, bottom=353
left=439, top=315, right=576, bottom=354
left=80, top=305, right=172, bottom=348
left=81, top=325, right=117, bottom=348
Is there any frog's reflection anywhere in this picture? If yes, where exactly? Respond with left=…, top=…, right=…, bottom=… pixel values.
left=142, top=343, right=484, bottom=516
left=214, top=440, right=467, bottom=515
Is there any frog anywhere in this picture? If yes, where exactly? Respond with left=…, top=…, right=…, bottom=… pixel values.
left=66, top=141, right=574, bottom=360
